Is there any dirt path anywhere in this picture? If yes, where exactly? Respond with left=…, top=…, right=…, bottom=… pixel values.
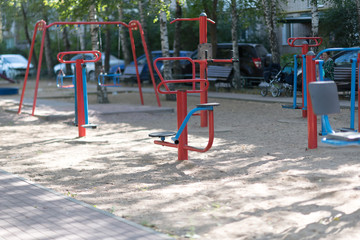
left=1, top=80, right=360, bottom=239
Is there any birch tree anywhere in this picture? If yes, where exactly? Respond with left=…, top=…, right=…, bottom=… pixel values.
left=117, top=4, right=131, bottom=65
left=310, top=0, right=319, bottom=37
left=230, top=0, right=241, bottom=88
left=89, top=4, right=109, bottom=103
left=172, top=0, right=182, bottom=78
left=261, top=0, right=280, bottom=64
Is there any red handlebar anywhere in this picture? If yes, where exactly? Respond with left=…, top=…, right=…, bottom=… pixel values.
left=170, top=17, right=215, bottom=25
left=57, top=50, right=102, bottom=63
left=287, top=37, right=323, bottom=47
left=153, top=57, right=209, bottom=94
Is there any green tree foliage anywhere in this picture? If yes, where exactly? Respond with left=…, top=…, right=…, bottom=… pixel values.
left=321, top=0, right=359, bottom=47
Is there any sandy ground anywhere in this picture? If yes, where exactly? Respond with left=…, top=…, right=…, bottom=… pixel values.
left=1, top=79, right=360, bottom=239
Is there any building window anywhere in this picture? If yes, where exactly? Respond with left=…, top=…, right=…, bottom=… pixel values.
left=282, top=24, right=293, bottom=45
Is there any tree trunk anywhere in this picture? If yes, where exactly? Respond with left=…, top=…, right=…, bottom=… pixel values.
left=89, top=4, right=108, bottom=103
left=20, top=2, right=38, bottom=68
left=231, top=0, right=241, bottom=88
left=0, top=7, right=3, bottom=42
left=43, top=14, right=54, bottom=77
left=138, top=0, right=152, bottom=58
left=62, top=27, right=72, bottom=74
left=172, top=0, right=182, bottom=78
left=105, top=26, right=111, bottom=73
left=310, top=0, right=319, bottom=52
left=77, top=23, right=86, bottom=51
left=311, top=0, right=319, bottom=37
left=203, top=0, right=218, bottom=57
left=160, top=9, right=175, bottom=101
left=262, top=0, right=280, bottom=64
left=117, top=5, right=132, bottom=65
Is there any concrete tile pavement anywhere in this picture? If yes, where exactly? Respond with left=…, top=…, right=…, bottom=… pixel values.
left=0, top=170, right=173, bottom=240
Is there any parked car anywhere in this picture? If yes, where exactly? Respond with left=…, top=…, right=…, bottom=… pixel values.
left=53, top=53, right=124, bottom=81
left=112, top=50, right=194, bottom=82
left=183, top=43, right=272, bottom=88
left=0, top=54, right=35, bottom=79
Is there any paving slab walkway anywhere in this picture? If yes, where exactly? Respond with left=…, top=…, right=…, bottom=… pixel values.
left=0, top=170, right=172, bottom=240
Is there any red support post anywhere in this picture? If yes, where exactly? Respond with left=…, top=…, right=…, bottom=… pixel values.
left=75, top=59, right=86, bottom=137
left=177, top=90, right=188, bottom=160
left=199, top=13, right=208, bottom=128
left=301, top=43, right=309, bottom=118
left=306, top=51, right=317, bottom=149
left=18, top=20, right=45, bottom=114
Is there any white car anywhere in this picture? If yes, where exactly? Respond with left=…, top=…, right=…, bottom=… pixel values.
left=53, top=53, right=125, bottom=81
left=0, top=54, right=35, bottom=79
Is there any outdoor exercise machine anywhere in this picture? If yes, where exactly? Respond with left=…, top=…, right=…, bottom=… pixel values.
left=57, top=50, right=100, bottom=137
left=56, top=69, right=75, bottom=89
left=98, top=67, right=122, bottom=87
left=149, top=57, right=219, bottom=161
left=306, top=48, right=360, bottom=149
left=169, top=12, right=215, bottom=127
left=17, top=19, right=161, bottom=116
left=284, top=37, right=323, bottom=118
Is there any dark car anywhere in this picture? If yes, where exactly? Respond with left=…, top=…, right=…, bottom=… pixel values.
left=331, top=48, right=360, bottom=91
left=183, top=43, right=272, bottom=88
left=111, top=50, right=193, bottom=82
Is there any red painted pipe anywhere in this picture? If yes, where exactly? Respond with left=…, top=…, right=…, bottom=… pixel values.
left=306, top=52, right=317, bottom=149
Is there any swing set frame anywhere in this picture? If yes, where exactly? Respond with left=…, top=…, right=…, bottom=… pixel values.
left=18, top=19, right=161, bottom=116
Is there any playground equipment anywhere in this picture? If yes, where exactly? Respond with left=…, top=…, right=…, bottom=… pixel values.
left=56, top=69, right=75, bottom=89
left=98, top=67, right=122, bottom=87
left=17, top=19, right=161, bottom=117
left=306, top=48, right=360, bottom=149
left=149, top=57, right=219, bottom=161
left=57, top=50, right=100, bottom=137
left=285, top=37, right=323, bottom=118
left=170, top=13, right=215, bottom=127
left=309, top=81, right=360, bottom=145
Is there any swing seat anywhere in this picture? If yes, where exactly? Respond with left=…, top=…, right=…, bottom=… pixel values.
left=56, top=72, right=75, bottom=89
left=98, top=72, right=122, bottom=87
left=309, top=81, right=360, bottom=145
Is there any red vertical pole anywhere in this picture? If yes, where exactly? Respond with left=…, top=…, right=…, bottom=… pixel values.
left=177, top=90, right=188, bottom=160
left=301, top=43, right=309, bottom=118
left=31, top=22, right=47, bottom=116
left=133, top=21, right=162, bottom=107
left=199, top=13, right=208, bottom=127
left=128, top=25, right=144, bottom=106
left=18, top=20, right=45, bottom=114
left=306, top=51, right=317, bottom=149
left=75, top=59, right=86, bottom=137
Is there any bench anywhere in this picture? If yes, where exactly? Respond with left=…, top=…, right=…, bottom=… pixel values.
left=206, top=65, right=233, bottom=90
left=333, top=67, right=358, bottom=92
left=207, top=65, right=232, bottom=81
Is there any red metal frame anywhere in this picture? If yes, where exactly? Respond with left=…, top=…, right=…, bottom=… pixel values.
left=170, top=13, right=215, bottom=127
left=287, top=37, right=323, bottom=118
left=58, top=51, right=101, bottom=137
left=17, top=20, right=161, bottom=116
left=306, top=53, right=317, bottom=149
left=153, top=57, right=215, bottom=160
